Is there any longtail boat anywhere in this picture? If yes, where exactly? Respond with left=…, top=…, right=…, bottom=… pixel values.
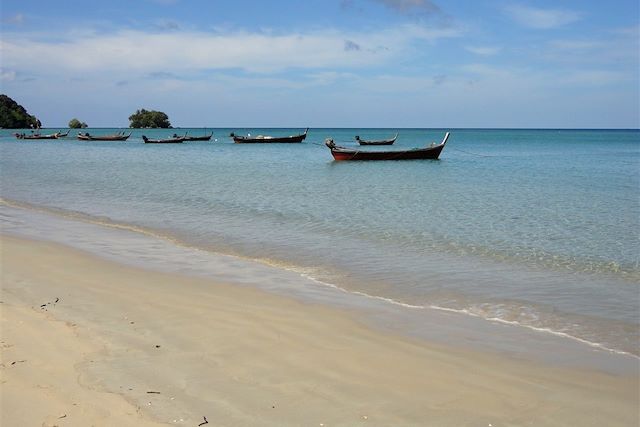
left=325, top=132, right=450, bottom=161
left=15, top=132, right=58, bottom=140
left=183, top=131, right=213, bottom=141
left=55, top=130, right=71, bottom=138
left=77, top=131, right=131, bottom=141
left=142, top=135, right=185, bottom=144
left=355, top=133, right=398, bottom=146
left=230, top=128, right=308, bottom=143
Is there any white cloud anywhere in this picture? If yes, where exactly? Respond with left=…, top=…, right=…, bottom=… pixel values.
left=459, top=63, right=628, bottom=91
left=465, top=46, right=501, bottom=56
left=460, top=63, right=514, bottom=77
left=0, top=25, right=461, bottom=76
left=505, top=5, right=582, bottom=29
left=5, top=13, right=24, bottom=25
left=548, top=40, right=604, bottom=51
left=543, top=31, right=639, bottom=67
left=0, top=69, right=17, bottom=81
left=9, top=60, right=636, bottom=128
left=611, top=24, right=639, bottom=37
left=560, top=70, right=625, bottom=86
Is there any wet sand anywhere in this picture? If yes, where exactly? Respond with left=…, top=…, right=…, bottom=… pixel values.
left=1, top=235, right=638, bottom=426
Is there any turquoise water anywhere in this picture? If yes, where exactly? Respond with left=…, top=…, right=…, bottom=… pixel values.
left=1, top=128, right=639, bottom=355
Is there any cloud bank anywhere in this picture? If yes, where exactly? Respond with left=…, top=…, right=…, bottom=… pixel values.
left=1, top=25, right=461, bottom=76
left=505, top=5, right=582, bottom=29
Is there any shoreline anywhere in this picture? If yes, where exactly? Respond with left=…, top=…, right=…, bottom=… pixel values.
left=1, top=198, right=638, bottom=366
left=2, top=234, right=639, bottom=426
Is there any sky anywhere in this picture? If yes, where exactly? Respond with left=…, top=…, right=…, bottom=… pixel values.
left=1, top=0, right=638, bottom=128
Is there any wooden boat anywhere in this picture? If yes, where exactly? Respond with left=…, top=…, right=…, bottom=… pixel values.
left=162, top=132, right=212, bottom=142
left=183, top=132, right=213, bottom=141
left=230, top=128, right=308, bottom=143
left=355, top=133, right=398, bottom=145
left=54, top=130, right=71, bottom=138
left=325, top=132, right=450, bottom=161
left=14, top=132, right=58, bottom=140
left=142, top=135, right=184, bottom=144
left=77, top=131, right=131, bottom=141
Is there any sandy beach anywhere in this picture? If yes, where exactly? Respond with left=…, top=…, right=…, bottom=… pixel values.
left=1, top=234, right=638, bottom=426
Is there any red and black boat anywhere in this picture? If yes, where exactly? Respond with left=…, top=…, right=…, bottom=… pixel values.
left=325, top=132, right=450, bottom=161
left=230, top=128, right=308, bottom=143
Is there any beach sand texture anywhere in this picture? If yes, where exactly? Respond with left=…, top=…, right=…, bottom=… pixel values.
left=1, top=235, right=638, bottom=426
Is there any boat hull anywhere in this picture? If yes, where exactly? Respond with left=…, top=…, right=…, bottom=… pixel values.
left=15, top=132, right=58, bottom=140
left=231, top=128, right=308, bottom=143
left=233, top=136, right=305, bottom=143
left=183, top=133, right=213, bottom=141
left=15, top=135, right=58, bottom=140
left=327, top=132, right=449, bottom=161
left=142, top=135, right=184, bottom=144
left=330, top=145, right=444, bottom=161
left=77, top=133, right=131, bottom=141
left=358, top=140, right=395, bottom=146
left=356, top=134, right=398, bottom=146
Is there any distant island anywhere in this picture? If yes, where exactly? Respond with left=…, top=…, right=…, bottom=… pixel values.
left=69, top=118, right=88, bottom=129
left=128, top=109, right=172, bottom=128
left=0, top=96, right=174, bottom=129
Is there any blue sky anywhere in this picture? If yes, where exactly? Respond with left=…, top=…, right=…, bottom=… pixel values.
left=1, top=0, right=638, bottom=128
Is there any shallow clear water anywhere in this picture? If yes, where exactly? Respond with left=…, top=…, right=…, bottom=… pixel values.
left=1, top=128, right=639, bottom=355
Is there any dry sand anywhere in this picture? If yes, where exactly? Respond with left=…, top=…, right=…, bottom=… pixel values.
left=1, top=235, right=638, bottom=426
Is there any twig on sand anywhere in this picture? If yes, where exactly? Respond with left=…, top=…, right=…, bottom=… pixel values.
left=40, top=297, right=60, bottom=310
left=198, top=416, right=209, bottom=426
left=146, top=391, right=161, bottom=394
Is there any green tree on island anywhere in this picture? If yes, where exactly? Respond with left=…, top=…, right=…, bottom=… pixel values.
left=0, top=94, right=40, bottom=129
left=128, top=108, right=171, bottom=128
left=68, top=118, right=88, bottom=129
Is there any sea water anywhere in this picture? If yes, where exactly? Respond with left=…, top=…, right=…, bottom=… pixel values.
left=1, top=128, right=638, bottom=357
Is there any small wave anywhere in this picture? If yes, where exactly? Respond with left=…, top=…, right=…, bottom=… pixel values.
left=2, top=197, right=637, bottom=360
left=1, top=197, right=210, bottom=254
left=298, top=273, right=639, bottom=359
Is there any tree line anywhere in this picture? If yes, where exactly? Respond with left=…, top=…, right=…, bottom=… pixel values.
left=1, top=95, right=173, bottom=129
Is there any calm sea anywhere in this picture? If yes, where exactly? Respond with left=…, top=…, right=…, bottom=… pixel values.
left=1, top=128, right=639, bottom=357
